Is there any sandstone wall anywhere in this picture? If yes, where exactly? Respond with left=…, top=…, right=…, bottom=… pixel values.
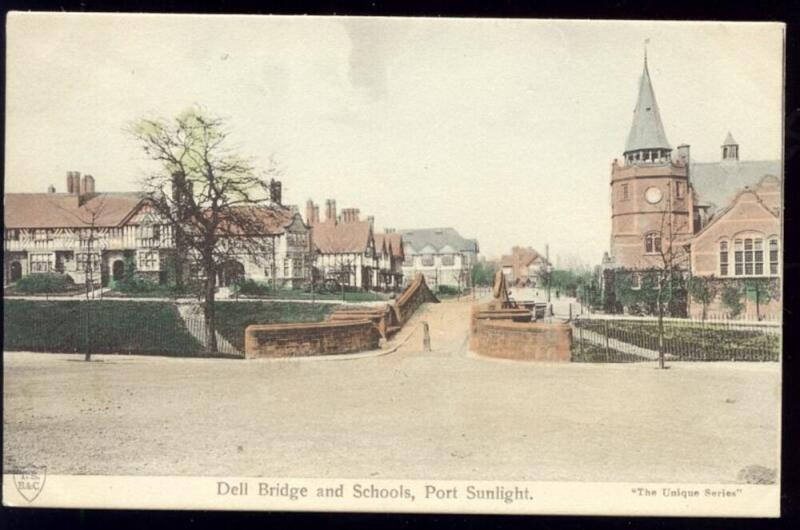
left=245, top=320, right=380, bottom=359
left=394, top=273, right=439, bottom=324
left=472, top=319, right=572, bottom=362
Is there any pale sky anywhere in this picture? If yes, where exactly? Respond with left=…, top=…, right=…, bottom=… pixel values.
left=5, top=14, right=784, bottom=265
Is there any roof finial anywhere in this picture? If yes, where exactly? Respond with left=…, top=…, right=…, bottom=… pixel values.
left=644, top=38, right=650, bottom=69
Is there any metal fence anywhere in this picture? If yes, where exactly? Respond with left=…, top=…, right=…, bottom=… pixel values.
left=570, top=315, right=780, bottom=363
left=3, top=299, right=242, bottom=358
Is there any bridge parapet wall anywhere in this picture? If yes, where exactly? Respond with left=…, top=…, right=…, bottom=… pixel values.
left=245, top=320, right=380, bottom=359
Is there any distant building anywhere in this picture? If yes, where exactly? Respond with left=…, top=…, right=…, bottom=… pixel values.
left=3, top=171, right=312, bottom=288
left=498, top=246, right=548, bottom=286
left=398, top=227, right=479, bottom=290
left=305, top=199, right=378, bottom=290
left=373, top=230, right=405, bottom=291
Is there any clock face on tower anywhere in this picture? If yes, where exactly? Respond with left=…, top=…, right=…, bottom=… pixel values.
left=645, top=186, right=663, bottom=204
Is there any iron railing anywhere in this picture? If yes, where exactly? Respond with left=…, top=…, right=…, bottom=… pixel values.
left=570, top=315, right=780, bottom=362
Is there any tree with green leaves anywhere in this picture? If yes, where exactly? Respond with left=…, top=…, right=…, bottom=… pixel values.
left=128, top=107, right=279, bottom=353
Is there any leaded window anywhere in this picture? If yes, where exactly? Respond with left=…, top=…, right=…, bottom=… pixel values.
left=719, top=240, right=729, bottom=276
left=769, top=238, right=779, bottom=275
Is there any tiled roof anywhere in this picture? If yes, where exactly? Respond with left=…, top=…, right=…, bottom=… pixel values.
left=4, top=192, right=144, bottom=229
left=313, top=220, right=372, bottom=254
left=217, top=205, right=301, bottom=236
left=499, top=247, right=546, bottom=272
left=691, top=159, right=781, bottom=212
left=374, top=232, right=404, bottom=259
left=398, top=227, right=478, bottom=254
left=689, top=178, right=780, bottom=243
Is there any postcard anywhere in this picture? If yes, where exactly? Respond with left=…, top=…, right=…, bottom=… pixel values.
left=3, top=13, right=783, bottom=516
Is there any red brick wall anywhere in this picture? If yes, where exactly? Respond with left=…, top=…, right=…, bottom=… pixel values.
left=472, top=319, right=572, bottom=362
left=245, top=320, right=380, bottom=359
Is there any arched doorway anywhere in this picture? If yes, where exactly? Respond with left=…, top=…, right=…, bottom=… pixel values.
left=219, top=260, right=245, bottom=287
left=112, top=260, right=125, bottom=282
left=9, top=261, right=22, bottom=283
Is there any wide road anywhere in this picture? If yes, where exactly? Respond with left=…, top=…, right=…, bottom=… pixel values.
left=3, top=298, right=780, bottom=483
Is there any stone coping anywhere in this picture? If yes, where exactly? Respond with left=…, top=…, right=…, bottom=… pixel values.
left=245, top=319, right=373, bottom=331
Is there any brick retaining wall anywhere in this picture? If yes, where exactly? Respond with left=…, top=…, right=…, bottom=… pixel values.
left=244, top=274, right=438, bottom=359
left=472, top=319, right=572, bottom=362
left=245, top=320, right=380, bottom=359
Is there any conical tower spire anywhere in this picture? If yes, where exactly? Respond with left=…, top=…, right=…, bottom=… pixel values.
left=624, top=53, right=671, bottom=159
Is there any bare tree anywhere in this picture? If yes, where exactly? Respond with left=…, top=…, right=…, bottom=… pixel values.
left=644, top=207, right=690, bottom=369
left=127, top=108, right=277, bottom=353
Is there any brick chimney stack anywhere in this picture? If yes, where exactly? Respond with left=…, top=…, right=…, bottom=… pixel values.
left=80, top=174, right=95, bottom=195
left=66, top=171, right=81, bottom=194
left=325, top=199, right=337, bottom=224
left=677, top=144, right=691, bottom=167
left=306, top=199, right=316, bottom=225
left=341, top=208, right=361, bottom=223
left=73, top=172, right=82, bottom=195
left=269, top=179, right=282, bottom=205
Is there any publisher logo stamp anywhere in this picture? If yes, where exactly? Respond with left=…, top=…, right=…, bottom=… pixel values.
left=13, top=467, right=47, bottom=503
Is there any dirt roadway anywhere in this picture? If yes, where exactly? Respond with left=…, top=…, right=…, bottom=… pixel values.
left=3, top=299, right=780, bottom=483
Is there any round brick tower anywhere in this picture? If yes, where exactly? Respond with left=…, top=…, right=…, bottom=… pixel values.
left=609, top=54, right=692, bottom=270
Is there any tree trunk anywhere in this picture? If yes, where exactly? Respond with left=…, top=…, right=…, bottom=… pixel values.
left=203, top=262, right=218, bottom=353
left=174, top=244, right=185, bottom=290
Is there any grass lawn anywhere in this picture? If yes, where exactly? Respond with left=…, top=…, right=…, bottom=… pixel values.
left=575, top=319, right=779, bottom=361
left=3, top=299, right=202, bottom=355
left=214, top=301, right=341, bottom=351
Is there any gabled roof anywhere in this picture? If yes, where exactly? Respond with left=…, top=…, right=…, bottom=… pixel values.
left=398, top=227, right=478, bottom=254
left=624, top=58, right=671, bottom=154
left=374, top=232, right=404, bottom=259
left=313, top=220, right=372, bottom=254
left=689, top=179, right=780, bottom=243
left=690, top=160, right=781, bottom=212
left=499, top=247, right=546, bottom=270
left=4, top=192, right=144, bottom=229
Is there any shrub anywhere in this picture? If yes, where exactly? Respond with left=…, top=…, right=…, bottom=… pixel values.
left=720, top=284, right=744, bottom=317
left=230, top=278, right=272, bottom=296
left=437, top=285, right=465, bottom=295
left=114, top=275, right=161, bottom=294
left=12, top=273, right=77, bottom=294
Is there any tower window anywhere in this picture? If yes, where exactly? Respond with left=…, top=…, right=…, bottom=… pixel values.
left=675, top=181, right=683, bottom=198
left=621, top=183, right=629, bottom=200
left=645, top=232, right=662, bottom=254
